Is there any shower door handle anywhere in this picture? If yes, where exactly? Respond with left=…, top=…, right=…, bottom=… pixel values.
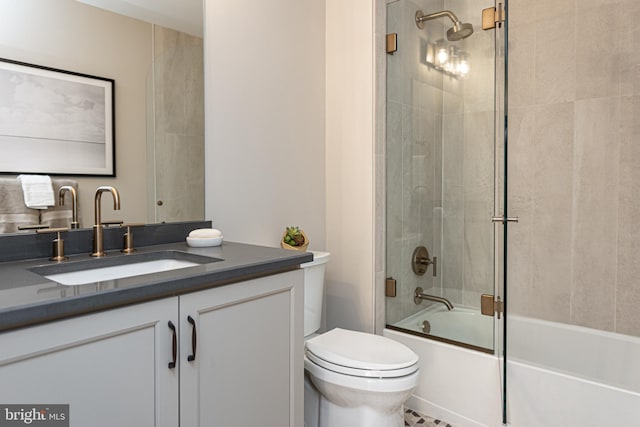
left=491, top=216, right=519, bottom=223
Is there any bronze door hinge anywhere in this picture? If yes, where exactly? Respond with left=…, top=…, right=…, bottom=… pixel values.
left=482, top=3, right=506, bottom=30
left=481, top=294, right=504, bottom=319
left=386, top=33, right=398, bottom=54
left=386, top=277, right=397, bottom=297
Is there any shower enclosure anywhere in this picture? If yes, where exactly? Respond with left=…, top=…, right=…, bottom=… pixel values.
left=385, top=0, right=640, bottom=425
left=385, top=0, right=506, bottom=353
left=384, top=0, right=509, bottom=420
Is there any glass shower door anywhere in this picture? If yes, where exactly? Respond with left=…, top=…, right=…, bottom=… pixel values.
left=385, top=0, right=501, bottom=354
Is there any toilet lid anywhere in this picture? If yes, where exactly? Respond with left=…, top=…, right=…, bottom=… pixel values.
left=305, top=328, right=419, bottom=378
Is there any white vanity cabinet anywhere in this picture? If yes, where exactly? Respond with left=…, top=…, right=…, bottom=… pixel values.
left=179, top=270, right=304, bottom=427
left=0, top=269, right=303, bottom=427
left=0, top=297, right=180, bottom=427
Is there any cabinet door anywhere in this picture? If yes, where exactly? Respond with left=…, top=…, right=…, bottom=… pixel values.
left=0, top=297, right=179, bottom=427
left=180, top=270, right=304, bottom=427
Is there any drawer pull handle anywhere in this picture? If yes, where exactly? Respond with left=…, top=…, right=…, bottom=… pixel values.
left=168, top=321, right=177, bottom=369
left=187, top=315, right=197, bottom=362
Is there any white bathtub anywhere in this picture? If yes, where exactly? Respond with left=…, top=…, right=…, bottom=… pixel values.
left=393, top=306, right=494, bottom=350
left=384, top=310, right=640, bottom=427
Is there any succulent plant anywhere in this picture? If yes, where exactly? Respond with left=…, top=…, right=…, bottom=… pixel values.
left=284, top=226, right=306, bottom=246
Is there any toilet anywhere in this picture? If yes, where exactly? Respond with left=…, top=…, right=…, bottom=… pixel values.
left=302, top=251, right=419, bottom=427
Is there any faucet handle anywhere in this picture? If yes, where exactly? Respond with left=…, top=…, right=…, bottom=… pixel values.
left=18, top=224, right=49, bottom=231
left=36, top=227, right=69, bottom=262
left=120, top=223, right=144, bottom=254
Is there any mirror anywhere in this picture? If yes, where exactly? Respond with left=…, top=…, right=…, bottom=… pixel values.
left=0, top=0, right=205, bottom=232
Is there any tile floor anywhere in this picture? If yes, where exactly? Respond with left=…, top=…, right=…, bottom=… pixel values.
left=404, top=408, right=455, bottom=427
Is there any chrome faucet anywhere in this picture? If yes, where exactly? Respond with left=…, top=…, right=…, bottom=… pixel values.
left=91, top=186, right=121, bottom=257
left=59, top=186, right=79, bottom=229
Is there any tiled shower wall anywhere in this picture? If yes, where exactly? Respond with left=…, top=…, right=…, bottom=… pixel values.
left=440, top=0, right=495, bottom=310
left=507, top=0, right=640, bottom=336
left=385, top=0, right=495, bottom=324
left=148, top=26, right=205, bottom=223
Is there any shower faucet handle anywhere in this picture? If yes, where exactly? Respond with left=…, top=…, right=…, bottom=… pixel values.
left=412, top=246, right=437, bottom=277
left=491, top=216, right=519, bottom=223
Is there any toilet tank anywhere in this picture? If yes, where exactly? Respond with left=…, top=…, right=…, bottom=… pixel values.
left=301, top=251, right=330, bottom=338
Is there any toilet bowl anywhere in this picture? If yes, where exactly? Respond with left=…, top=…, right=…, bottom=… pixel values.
left=302, top=252, right=419, bottom=427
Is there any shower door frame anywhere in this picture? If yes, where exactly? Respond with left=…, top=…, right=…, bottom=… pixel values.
left=381, top=0, right=511, bottom=421
left=493, top=0, right=509, bottom=424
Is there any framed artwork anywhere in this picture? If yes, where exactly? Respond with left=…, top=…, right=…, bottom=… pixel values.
left=0, top=58, right=115, bottom=176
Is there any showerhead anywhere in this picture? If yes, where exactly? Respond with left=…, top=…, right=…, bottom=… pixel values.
left=415, top=9, right=474, bottom=41
left=447, top=21, right=474, bottom=41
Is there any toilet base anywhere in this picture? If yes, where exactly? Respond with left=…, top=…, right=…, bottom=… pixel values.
left=304, top=372, right=320, bottom=427
left=304, top=354, right=417, bottom=427
left=319, top=398, right=406, bottom=427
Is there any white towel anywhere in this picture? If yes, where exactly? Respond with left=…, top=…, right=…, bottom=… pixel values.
left=17, top=175, right=55, bottom=209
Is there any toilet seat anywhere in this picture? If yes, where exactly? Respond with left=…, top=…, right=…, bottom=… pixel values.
left=306, top=351, right=418, bottom=378
left=305, top=328, right=419, bottom=379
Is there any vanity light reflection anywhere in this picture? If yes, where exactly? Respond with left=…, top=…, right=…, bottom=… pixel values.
left=425, top=41, right=470, bottom=79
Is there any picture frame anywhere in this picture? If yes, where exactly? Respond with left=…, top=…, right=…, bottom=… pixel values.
left=0, top=58, right=115, bottom=176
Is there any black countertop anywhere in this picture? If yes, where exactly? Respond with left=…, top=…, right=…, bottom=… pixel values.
left=0, top=239, right=312, bottom=332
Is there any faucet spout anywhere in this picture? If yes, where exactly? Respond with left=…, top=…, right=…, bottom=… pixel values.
left=413, top=287, right=454, bottom=310
left=92, top=186, right=121, bottom=257
left=58, top=186, right=79, bottom=229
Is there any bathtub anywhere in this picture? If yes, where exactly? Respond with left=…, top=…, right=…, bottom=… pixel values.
left=392, top=306, right=494, bottom=350
left=384, top=309, right=640, bottom=427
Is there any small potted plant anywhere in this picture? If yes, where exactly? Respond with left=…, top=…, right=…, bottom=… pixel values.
left=281, top=226, right=309, bottom=251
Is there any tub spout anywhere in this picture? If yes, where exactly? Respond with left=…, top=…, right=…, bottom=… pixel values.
left=414, top=287, right=454, bottom=310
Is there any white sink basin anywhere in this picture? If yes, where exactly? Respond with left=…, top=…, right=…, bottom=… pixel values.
left=44, top=259, right=201, bottom=286
left=31, top=250, right=221, bottom=286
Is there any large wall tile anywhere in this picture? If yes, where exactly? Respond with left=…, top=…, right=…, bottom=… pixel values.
left=153, top=26, right=204, bottom=222
left=530, top=103, right=574, bottom=323
left=570, top=98, right=619, bottom=331
left=616, top=95, right=640, bottom=336
left=507, top=22, right=535, bottom=108
left=441, top=112, right=465, bottom=304
left=534, top=12, right=576, bottom=105
left=508, top=0, right=534, bottom=28
left=620, top=1, right=640, bottom=96
left=506, top=107, right=536, bottom=316
left=534, top=0, right=574, bottom=20
left=184, top=37, right=205, bottom=136
left=462, top=111, right=494, bottom=306
left=462, top=30, right=495, bottom=114
left=575, top=5, right=620, bottom=100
